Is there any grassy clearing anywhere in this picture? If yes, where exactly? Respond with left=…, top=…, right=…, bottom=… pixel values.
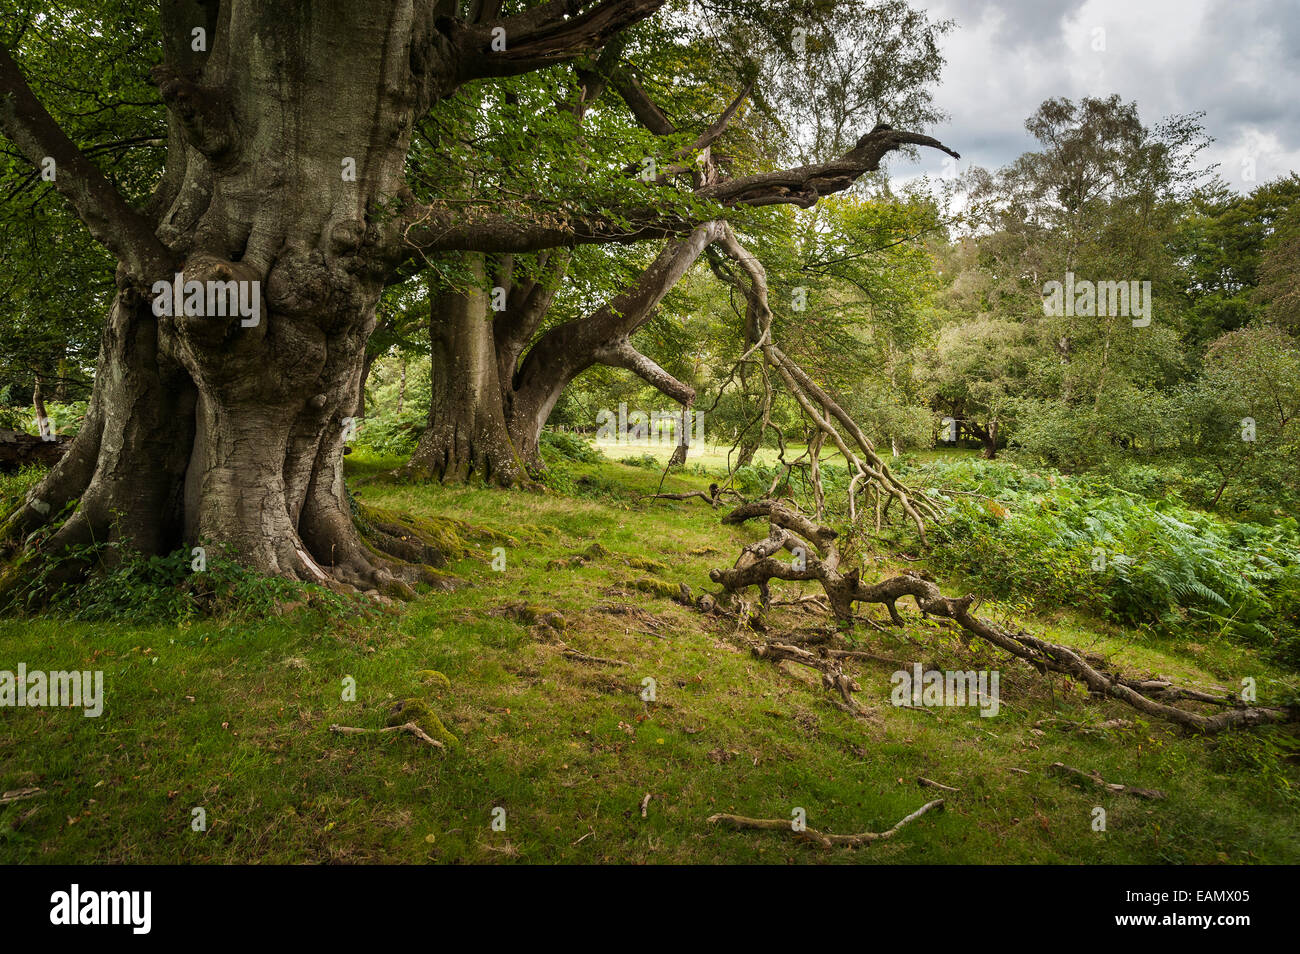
left=1, top=451, right=1297, bottom=863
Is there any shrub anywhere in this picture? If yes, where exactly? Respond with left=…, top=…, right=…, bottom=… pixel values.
left=911, top=457, right=1300, bottom=667
left=352, top=408, right=425, bottom=457
left=618, top=453, right=660, bottom=469
left=10, top=542, right=352, bottom=624
left=540, top=430, right=604, bottom=463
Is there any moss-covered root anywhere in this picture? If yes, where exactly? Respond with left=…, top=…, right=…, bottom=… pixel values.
left=386, top=698, right=458, bottom=748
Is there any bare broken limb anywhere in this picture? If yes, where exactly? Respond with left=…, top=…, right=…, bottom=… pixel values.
left=707, top=799, right=945, bottom=848
left=704, top=224, right=942, bottom=542
left=707, top=500, right=1297, bottom=735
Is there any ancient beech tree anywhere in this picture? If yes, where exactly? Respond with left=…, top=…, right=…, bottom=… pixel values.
left=0, top=0, right=667, bottom=593
left=0, top=0, right=954, bottom=593
left=403, top=98, right=960, bottom=483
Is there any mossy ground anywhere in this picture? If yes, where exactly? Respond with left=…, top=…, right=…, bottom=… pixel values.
left=0, top=450, right=1297, bottom=863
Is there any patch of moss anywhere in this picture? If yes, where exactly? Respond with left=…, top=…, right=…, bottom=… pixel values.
left=359, top=504, right=518, bottom=559
left=583, top=542, right=609, bottom=560
left=629, top=577, right=681, bottom=599
left=546, top=556, right=582, bottom=570
left=416, top=669, right=452, bottom=690
left=527, top=605, right=567, bottom=630
left=627, top=556, right=668, bottom=573
left=386, top=698, right=457, bottom=747
left=501, top=602, right=567, bottom=630
left=416, top=567, right=466, bottom=592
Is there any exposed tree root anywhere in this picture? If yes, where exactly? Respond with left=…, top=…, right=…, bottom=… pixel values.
left=707, top=500, right=1298, bottom=735
left=1048, top=762, right=1165, bottom=800
left=561, top=648, right=628, bottom=667
left=752, top=639, right=869, bottom=717
left=708, top=799, right=945, bottom=849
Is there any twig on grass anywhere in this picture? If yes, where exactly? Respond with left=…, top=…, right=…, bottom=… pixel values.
left=707, top=799, right=944, bottom=849
left=0, top=787, right=43, bottom=805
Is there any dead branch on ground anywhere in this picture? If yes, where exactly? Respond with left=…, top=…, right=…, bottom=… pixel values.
left=708, top=799, right=944, bottom=848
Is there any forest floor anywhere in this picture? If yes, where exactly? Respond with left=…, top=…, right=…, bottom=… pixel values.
left=0, top=450, right=1297, bottom=863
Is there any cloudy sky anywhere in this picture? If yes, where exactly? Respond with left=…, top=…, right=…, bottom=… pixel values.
left=894, top=0, right=1300, bottom=192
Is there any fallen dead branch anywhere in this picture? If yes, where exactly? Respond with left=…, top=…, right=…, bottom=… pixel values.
left=918, top=777, right=961, bottom=793
left=707, top=500, right=1297, bottom=735
left=753, top=639, right=866, bottom=716
left=1048, top=762, right=1165, bottom=800
left=708, top=799, right=944, bottom=848
left=329, top=722, right=444, bottom=749
left=561, top=648, right=628, bottom=667
left=0, top=786, right=43, bottom=806
left=1036, top=717, right=1134, bottom=735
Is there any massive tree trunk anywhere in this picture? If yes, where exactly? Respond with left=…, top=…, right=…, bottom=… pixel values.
left=404, top=254, right=526, bottom=485
left=4, top=0, right=669, bottom=593
left=0, top=0, right=670, bottom=592
left=1, top=0, right=953, bottom=591
left=2, top=3, right=420, bottom=590
left=505, top=222, right=724, bottom=471
left=406, top=228, right=719, bottom=482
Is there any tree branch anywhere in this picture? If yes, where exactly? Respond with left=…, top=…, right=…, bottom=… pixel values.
left=0, top=45, right=173, bottom=282
left=452, top=0, right=667, bottom=82
left=701, top=125, right=960, bottom=209
left=511, top=220, right=725, bottom=406
left=395, top=124, right=955, bottom=260
left=593, top=337, right=695, bottom=405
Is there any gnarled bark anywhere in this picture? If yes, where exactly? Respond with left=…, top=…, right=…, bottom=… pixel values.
left=1, top=1, right=670, bottom=594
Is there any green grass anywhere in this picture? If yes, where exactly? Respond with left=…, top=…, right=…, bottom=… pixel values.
left=1, top=452, right=1297, bottom=863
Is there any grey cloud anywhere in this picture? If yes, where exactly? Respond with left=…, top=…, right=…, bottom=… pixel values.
left=895, top=0, right=1300, bottom=191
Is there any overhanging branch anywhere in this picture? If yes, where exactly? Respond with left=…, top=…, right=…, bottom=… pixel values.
left=593, top=337, right=695, bottom=405
left=0, top=45, right=174, bottom=282
left=452, top=0, right=667, bottom=81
